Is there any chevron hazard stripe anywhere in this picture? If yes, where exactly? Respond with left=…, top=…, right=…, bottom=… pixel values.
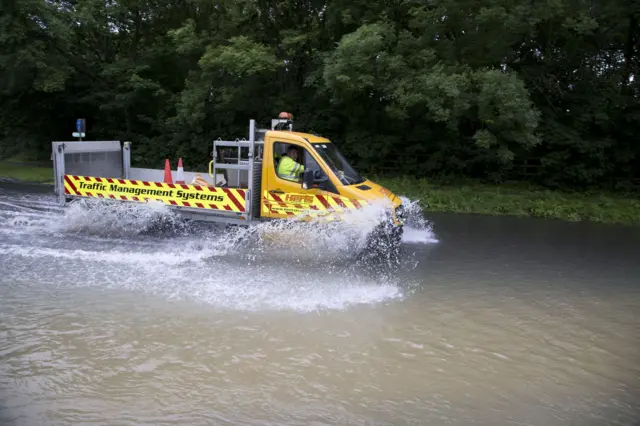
left=261, top=190, right=368, bottom=217
left=63, top=175, right=246, bottom=213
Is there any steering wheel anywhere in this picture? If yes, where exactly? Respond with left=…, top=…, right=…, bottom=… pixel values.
left=313, top=169, right=328, bottom=183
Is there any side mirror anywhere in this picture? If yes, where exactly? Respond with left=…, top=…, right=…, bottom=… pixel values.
left=302, top=169, right=314, bottom=189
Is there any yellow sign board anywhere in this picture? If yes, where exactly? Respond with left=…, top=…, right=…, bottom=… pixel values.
left=63, top=175, right=246, bottom=213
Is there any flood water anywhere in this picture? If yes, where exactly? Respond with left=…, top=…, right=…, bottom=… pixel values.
left=1, top=182, right=639, bottom=426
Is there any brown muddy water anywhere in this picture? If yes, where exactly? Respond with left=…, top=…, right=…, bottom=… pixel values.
left=1, top=182, right=639, bottom=425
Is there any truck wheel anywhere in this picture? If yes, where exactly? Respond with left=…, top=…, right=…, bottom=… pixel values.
left=358, top=221, right=403, bottom=268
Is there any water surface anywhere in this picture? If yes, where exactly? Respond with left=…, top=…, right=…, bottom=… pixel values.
left=1, top=182, right=639, bottom=425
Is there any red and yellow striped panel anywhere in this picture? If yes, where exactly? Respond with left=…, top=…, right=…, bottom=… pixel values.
left=63, top=175, right=246, bottom=213
left=261, top=190, right=368, bottom=218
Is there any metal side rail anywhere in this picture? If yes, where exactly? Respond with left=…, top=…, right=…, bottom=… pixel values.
left=210, top=119, right=263, bottom=222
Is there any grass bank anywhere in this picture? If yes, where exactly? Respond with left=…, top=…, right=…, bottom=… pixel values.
left=1, top=162, right=638, bottom=225
left=376, top=176, right=640, bottom=226
left=0, top=161, right=54, bottom=184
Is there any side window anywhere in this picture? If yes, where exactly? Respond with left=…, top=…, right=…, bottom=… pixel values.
left=273, top=142, right=288, bottom=169
left=274, top=141, right=324, bottom=182
left=274, top=142, right=302, bottom=181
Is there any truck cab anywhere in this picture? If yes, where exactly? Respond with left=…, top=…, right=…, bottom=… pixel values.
left=259, top=130, right=402, bottom=222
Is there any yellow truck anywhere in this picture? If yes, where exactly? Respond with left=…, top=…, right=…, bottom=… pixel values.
left=51, top=113, right=406, bottom=245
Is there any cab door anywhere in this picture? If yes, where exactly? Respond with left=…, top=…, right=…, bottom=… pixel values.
left=262, top=140, right=335, bottom=219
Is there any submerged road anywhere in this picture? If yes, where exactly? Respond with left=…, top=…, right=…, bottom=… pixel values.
left=1, top=182, right=639, bottom=425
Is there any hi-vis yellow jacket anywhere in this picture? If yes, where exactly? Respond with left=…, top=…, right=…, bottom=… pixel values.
left=277, top=156, right=305, bottom=181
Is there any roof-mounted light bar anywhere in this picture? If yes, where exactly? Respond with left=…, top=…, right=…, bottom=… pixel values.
left=272, top=111, right=294, bottom=131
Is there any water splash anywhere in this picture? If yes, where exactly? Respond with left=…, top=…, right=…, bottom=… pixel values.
left=240, top=198, right=396, bottom=260
left=50, top=196, right=406, bottom=262
left=399, top=196, right=439, bottom=244
left=50, top=198, right=193, bottom=237
left=0, top=190, right=433, bottom=312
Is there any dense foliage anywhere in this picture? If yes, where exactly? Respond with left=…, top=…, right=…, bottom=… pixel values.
left=1, top=0, right=638, bottom=191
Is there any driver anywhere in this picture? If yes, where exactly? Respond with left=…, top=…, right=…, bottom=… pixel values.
left=277, top=145, right=305, bottom=182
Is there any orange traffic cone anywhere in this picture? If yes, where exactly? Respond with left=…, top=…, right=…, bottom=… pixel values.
left=176, top=158, right=185, bottom=184
left=163, top=159, right=173, bottom=184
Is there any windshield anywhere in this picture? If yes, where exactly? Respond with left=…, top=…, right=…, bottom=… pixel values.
left=311, top=143, right=365, bottom=185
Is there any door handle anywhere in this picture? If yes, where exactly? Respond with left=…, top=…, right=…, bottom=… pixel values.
left=270, top=189, right=284, bottom=194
